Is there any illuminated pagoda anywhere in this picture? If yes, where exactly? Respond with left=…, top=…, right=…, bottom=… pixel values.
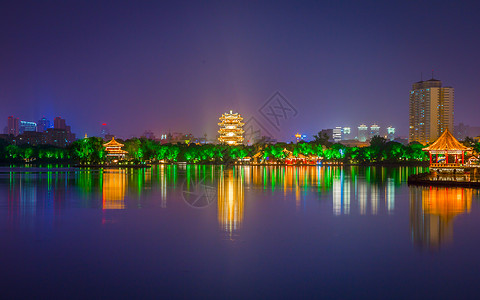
left=103, top=137, right=128, bottom=159
left=422, top=129, right=471, bottom=166
left=218, top=110, right=245, bottom=145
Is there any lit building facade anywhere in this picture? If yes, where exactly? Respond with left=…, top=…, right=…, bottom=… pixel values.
left=19, top=121, right=37, bottom=134
left=387, top=126, right=395, bottom=141
left=218, top=110, right=244, bottom=145
left=342, top=127, right=352, bottom=140
left=369, top=124, right=380, bottom=139
left=333, top=127, right=342, bottom=142
left=358, top=124, right=368, bottom=142
left=409, top=78, right=454, bottom=144
left=103, top=137, right=128, bottom=159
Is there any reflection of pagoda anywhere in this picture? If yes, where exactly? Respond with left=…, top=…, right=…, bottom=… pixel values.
left=103, top=137, right=128, bottom=159
left=218, top=169, right=244, bottom=236
left=410, top=186, right=472, bottom=250
left=103, top=169, right=126, bottom=209
left=218, top=110, right=245, bottom=145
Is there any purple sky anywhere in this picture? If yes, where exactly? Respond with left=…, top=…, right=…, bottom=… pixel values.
left=1, top=1, right=480, bottom=141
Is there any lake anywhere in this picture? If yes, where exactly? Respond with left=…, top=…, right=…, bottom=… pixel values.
left=1, top=165, right=479, bottom=299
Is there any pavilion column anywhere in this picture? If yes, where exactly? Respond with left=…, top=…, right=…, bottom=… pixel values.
left=446, top=151, right=448, bottom=164
left=462, top=152, right=464, bottom=164
left=429, top=152, right=432, bottom=164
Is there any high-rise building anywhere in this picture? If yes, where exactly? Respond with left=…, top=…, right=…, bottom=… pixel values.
left=409, top=78, right=454, bottom=144
left=19, top=121, right=37, bottom=133
left=37, top=117, right=51, bottom=132
left=218, top=110, right=245, bottom=145
left=358, top=124, right=368, bottom=142
left=54, top=117, right=67, bottom=130
left=7, top=116, right=19, bottom=136
left=333, top=127, right=342, bottom=142
left=370, top=124, right=380, bottom=139
left=387, top=126, right=395, bottom=141
left=342, top=127, right=352, bottom=140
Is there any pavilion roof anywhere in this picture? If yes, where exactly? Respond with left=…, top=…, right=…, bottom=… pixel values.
left=103, top=137, right=124, bottom=147
left=423, top=129, right=472, bottom=152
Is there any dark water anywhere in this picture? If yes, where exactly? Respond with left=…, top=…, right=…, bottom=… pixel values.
left=1, top=165, right=480, bottom=299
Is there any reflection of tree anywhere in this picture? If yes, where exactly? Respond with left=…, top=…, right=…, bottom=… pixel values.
left=217, top=169, right=244, bottom=236
left=102, top=169, right=126, bottom=209
left=410, top=187, right=472, bottom=250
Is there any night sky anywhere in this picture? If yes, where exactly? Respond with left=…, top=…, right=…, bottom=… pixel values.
left=1, top=0, right=480, bottom=141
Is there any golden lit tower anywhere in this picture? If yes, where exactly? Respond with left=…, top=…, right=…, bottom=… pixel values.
left=409, top=77, right=454, bottom=144
left=218, top=110, right=245, bottom=145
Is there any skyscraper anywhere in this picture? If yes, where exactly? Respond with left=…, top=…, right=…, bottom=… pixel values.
left=370, top=124, right=380, bottom=139
left=358, top=124, right=368, bottom=142
left=333, top=127, right=342, bottom=142
left=37, top=117, right=51, bottom=132
left=54, top=117, right=67, bottom=130
left=387, top=126, right=395, bottom=141
left=409, top=78, right=454, bottom=144
left=342, top=127, right=352, bottom=140
left=7, top=116, right=19, bottom=136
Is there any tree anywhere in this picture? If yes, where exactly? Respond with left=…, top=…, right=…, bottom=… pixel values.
left=313, top=131, right=332, bottom=146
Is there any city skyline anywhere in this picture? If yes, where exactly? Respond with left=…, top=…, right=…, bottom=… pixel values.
left=1, top=2, right=480, bottom=140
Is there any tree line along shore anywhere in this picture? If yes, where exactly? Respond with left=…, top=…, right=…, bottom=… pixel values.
left=2, top=135, right=478, bottom=166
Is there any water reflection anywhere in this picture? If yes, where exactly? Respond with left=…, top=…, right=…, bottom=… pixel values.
left=410, top=187, right=473, bottom=250
left=102, top=169, right=126, bottom=210
left=217, top=168, right=244, bottom=236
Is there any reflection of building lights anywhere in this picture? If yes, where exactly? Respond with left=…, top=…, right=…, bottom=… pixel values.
left=410, top=187, right=472, bottom=250
left=218, top=170, right=244, bottom=235
left=358, top=180, right=367, bottom=215
left=102, top=169, right=126, bottom=209
left=371, top=185, right=378, bottom=215
left=386, top=178, right=395, bottom=214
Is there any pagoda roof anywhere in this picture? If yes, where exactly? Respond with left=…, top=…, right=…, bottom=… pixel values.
left=103, top=137, right=124, bottom=147
left=423, top=129, right=472, bottom=152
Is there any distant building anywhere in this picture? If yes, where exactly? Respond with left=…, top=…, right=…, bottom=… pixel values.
left=294, top=132, right=307, bottom=143
left=333, top=127, right=342, bottom=143
left=142, top=130, right=155, bottom=140
left=394, top=137, right=409, bottom=146
left=19, top=121, right=37, bottom=134
left=370, top=124, right=380, bottom=139
left=44, top=128, right=76, bottom=147
left=409, top=77, right=454, bottom=144
left=342, top=127, right=352, bottom=140
left=358, top=124, right=368, bottom=142
left=339, top=140, right=369, bottom=148
left=54, top=117, right=67, bottom=130
left=101, top=123, right=110, bottom=138
left=218, top=110, right=245, bottom=145
left=16, top=132, right=47, bottom=146
left=37, top=117, right=51, bottom=132
left=454, top=123, right=480, bottom=141
left=319, top=129, right=334, bottom=142
left=387, top=126, right=395, bottom=141
left=7, top=116, right=19, bottom=136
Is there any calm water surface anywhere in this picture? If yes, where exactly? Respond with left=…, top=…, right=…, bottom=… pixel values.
left=1, top=165, right=480, bottom=299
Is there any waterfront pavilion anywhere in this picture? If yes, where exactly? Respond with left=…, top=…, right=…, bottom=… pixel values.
left=423, top=129, right=472, bottom=166
left=103, top=137, right=128, bottom=159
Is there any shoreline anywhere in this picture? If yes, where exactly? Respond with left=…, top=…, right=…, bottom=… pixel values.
left=408, top=172, right=480, bottom=188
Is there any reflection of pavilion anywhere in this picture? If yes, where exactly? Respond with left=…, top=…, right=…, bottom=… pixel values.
left=410, top=187, right=472, bottom=250
left=218, top=169, right=244, bottom=235
left=102, top=169, right=126, bottom=209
